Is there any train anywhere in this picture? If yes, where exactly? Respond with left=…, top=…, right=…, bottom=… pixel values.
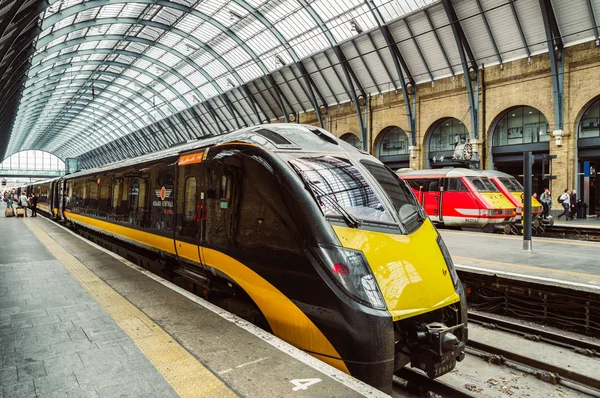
left=397, top=168, right=517, bottom=232
left=483, top=170, right=544, bottom=226
left=20, top=124, right=467, bottom=393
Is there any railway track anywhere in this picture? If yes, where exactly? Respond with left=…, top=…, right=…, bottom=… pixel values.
left=392, top=311, right=600, bottom=397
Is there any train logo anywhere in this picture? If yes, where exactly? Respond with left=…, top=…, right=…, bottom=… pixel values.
left=155, top=187, right=172, bottom=201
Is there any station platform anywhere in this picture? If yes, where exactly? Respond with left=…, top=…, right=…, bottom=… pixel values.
left=0, top=211, right=386, bottom=398
left=440, top=229, right=600, bottom=292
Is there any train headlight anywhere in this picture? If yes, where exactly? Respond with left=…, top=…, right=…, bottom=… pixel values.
left=436, top=234, right=460, bottom=292
left=316, top=245, right=386, bottom=310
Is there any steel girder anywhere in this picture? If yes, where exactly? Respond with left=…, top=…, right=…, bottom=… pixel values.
left=36, top=18, right=247, bottom=86
left=423, top=9, right=455, bottom=78
left=43, top=0, right=271, bottom=74
left=19, top=94, right=145, bottom=140
left=333, top=46, right=368, bottom=151
left=586, top=0, right=600, bottom=45
left=404, top=19, right=434, bottom=82
left=474, top=0, right=503, bottom=68
left=26, top=60, right=178, bottom=113
left=508, top=0, right=531, bottom=61
left=295, top=61, right=326, bottom=128
left=442, top=0, right=479, bottom=140
left=33, top=35, right=225, bottom=97
left=21, top=75, right=168, bottom=119
left=15, top=86, right=153, bottom=149
left=30, top=48, right=200, bottom=105
left=539, top=0, right=564, bottom=131
left=14, top=92, right=145, bottom=151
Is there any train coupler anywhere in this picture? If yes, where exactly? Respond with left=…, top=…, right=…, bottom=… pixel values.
left=408, top=322, right=466, bottom=379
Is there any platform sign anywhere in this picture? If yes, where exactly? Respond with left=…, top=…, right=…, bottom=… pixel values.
left=584, top=161, right=596, bottom=178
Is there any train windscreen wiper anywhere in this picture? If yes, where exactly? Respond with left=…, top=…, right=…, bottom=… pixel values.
left=305, top=179, right=361, bottom=228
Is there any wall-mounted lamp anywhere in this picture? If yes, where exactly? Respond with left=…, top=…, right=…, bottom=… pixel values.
left=553, top=129, right=564, bottom=146
left=350, top=19, right=363, bottom=34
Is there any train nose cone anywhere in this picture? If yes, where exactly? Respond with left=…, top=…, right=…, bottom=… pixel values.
left=442, top=332, right=459, bottom=351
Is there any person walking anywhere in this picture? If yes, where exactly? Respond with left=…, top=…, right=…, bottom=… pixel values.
left=568, top=189, right=577, bottom=220
left=30, top=193, right=38, bottom=217
left=557, top=189, right=570, bottom=220
left=540, top=188, right=552, bottom=219
left=18, top=191, right=28, bottom=217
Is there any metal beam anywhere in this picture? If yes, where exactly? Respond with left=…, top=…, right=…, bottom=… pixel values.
left=423, top=9, right=455, bottom=78
left=586, top=0, right=600, bottom=45
left=32, top=34, right=225, bottom=97
left=333, top=45, right=367, bottom=151
left=264, top=75, right=291, bottom=122
left=405, top=18, right=434, bottom=82
left=43, top=0, right=271, bottom=75
left=295, top=61, right=325, bottom=128
left=475, top=0, right=503, bottom=68
left=509, top=0, right=531, bottom=60
left=539, top=0, right=564, bottom=130
left=310, top=55, right=340, bottom=106
left=23, top=60, right=178, bottom=113
left=443, top=0, right=479, bottom=139
left=29, top=48, right=200, bottom=106
left=380, top=25, right=417, bottom=147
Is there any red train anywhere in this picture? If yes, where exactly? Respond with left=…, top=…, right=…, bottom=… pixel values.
left=397, top=168, right=516, bottom=231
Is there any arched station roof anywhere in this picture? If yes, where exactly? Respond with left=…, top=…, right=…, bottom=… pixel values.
left=1, top=0, right=599, bottom=168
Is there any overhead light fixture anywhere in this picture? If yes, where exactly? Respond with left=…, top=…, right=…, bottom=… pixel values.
left=275, top=55, right=286, bottom=67
left=229, top=10, right=243, bottom=22
left=350, top=19, right=363, bottom=34
left=185, top=43, right=199, bottom=52
left=192, top=95, right=200, bottom=103
left=226, top=78, right=235, bottom=88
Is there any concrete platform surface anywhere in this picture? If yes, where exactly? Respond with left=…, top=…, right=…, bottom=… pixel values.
left=0, top=213, right=386, bottom=397
left=440, top=229, right=600, bottom=292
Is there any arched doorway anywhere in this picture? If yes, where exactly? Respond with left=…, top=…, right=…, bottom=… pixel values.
left=577, top=97, right=600, bottom=215
left=375, top=126, right=409, bottom=169
left=340, top=133, right=362, bottom=149
left=426, top=118, right=470, bottom=168
left=490, top=106, right=550, bottom=195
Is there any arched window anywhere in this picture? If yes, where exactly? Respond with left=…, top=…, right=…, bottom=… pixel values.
left=0, top=150, right=65, bottom=171
left=579, top=98, right=600, bottom=138
left=428, top=118, right=468, bottom=152
left=340, top=133, right=362, bottom=149
left=492, top=106, right=549, bottom=146
left=378, top=127, right=409, bottom=156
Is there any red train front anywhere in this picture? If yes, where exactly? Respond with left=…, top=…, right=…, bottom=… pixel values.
left=397, top=168, right=516, bottom=229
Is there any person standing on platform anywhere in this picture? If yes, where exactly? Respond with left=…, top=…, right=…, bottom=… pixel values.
left=540, top=188, right=552, bottom=219
left=30, top=193, right=38, bottom=217
left=568, top=189, right=577, bottom=221
left=557, top=189, right=570, bottom=220
left=18, top=191, right=28, bottom=217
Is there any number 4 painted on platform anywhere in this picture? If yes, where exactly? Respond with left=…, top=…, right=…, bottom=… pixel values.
left=290, top=378, right=321, bottom=391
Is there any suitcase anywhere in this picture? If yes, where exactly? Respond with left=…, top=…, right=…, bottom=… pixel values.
left=16, top=208, right=25, bottom=218
left=5, top=208, right=14, bottom=217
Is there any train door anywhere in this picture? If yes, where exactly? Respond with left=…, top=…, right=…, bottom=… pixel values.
left=423, top=178, right=442, bottom=222
left=175, top=151, right=206, bottom=270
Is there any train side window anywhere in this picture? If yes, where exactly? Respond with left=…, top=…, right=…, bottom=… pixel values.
left=427, top=180, right=439, bottom=192
left=98, top=176, right=111, bottom=217
left=220, top=175, right=231, bottom=209
left=447, top=178, right=467, bottom=192
left=184, top=177, right=197, bottom=221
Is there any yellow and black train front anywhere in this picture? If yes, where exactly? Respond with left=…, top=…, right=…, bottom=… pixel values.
left=195, top=128, right=467, bottom=394
left=56, top=125, right=467, bottom=394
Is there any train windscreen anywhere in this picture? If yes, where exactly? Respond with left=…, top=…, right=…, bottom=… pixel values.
left=466, top=176, right=499, bottom=192
left=289, top=156, right=396, bottom=227
left=498, top=177, right=523, bottom=191
left=359, top=160, right=424, bottom=233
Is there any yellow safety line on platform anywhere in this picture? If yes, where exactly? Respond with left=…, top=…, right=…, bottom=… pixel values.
left=24, top=219, right=237, bottom=398
left=454, top=255, right=600, bottom=280
left=441, top=229, right=600, bottom=247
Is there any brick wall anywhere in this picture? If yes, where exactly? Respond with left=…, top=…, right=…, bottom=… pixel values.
left=295, top=41, right=600, bottom=205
